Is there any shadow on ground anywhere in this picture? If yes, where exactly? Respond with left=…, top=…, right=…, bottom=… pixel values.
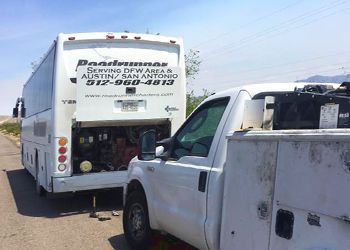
left=109, top=233, right=197, bottom=250
left=108, top=234, right=130, bottom=250
left=6, top=168, right=123, bottom=218
left=6, top=168, right=195, bottom=250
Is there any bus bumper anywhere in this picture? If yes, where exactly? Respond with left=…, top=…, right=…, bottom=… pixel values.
left=52, top=171, right=128, bottom=193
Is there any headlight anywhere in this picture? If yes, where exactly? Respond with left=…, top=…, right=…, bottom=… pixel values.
left=80, top=160, right=92, bottom=173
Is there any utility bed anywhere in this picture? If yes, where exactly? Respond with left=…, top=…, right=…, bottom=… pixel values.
left=221, top=129, right=350, bottom=250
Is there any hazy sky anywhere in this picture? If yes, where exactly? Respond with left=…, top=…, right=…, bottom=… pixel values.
left=1, top=0, right=349, bottom=114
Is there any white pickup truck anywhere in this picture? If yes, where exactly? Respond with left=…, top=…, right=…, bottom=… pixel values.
left=122, top=82, right=350, bottom=250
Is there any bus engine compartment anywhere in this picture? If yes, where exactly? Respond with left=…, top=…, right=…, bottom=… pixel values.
left=71, top=123, right=170, bottom=174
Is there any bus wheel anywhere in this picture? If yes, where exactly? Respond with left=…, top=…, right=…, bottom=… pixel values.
left=123, top=191, right=152, bottom=250
left=24, top=167, right=30, bottom=175
left=35, top=161, right=45, bottom=196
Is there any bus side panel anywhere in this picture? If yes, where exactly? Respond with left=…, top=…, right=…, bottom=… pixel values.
left=21, top=110, right=53, bottom=191
left=20, top=44, right=56, bottom=191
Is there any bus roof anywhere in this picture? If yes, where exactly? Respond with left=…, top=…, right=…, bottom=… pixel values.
left=57, top=32, right=183, bottom=46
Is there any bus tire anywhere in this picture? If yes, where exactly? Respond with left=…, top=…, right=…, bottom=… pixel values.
left=24, top=166, right=30, bottom=175
left=123, top=191, right=152, bottom=250
left=35, top=159, right=45, bottom=196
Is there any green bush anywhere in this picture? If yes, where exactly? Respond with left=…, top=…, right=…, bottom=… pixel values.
left=0, top=122, right=20, bottom=136
left=186, top=89, right=213, bottom=117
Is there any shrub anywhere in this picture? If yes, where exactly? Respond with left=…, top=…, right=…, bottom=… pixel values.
left=0, top=122, right=20, bottom=136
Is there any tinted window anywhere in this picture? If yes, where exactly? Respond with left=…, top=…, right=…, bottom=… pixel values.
left=171, top=97, right=229, bottom=159
left=22, top=45, right=55, bottom=117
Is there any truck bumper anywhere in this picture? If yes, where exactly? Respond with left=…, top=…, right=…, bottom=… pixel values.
left=52, top=171, right=128, bottom=193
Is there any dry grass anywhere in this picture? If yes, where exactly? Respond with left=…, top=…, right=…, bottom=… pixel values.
left=0, top=122, right=20, bottom=137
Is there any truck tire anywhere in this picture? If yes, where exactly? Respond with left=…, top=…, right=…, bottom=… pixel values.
left=123, top=191, right=152, bottom=250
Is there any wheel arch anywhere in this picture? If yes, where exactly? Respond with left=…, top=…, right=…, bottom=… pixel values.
left=127, top=179, right=146, bottom=196
left=34, top=147, right=45, bottom=196
left=125, top=178, right=160, bottom=230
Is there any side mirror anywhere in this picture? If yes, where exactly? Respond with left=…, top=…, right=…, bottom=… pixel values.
left=12, top=108, right=18, bottom=118
left=20, top=107, right=26, bottom=118
left=157, top=137, right=173, bottom=161
left=138, top=130, right=156, bottom=161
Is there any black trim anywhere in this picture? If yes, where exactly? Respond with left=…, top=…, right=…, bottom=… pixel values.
left=21, top=108, right=52, bottom=119
left=275, top=209, right=294, bottom=240
left=198, top=171, right=208, bottom=192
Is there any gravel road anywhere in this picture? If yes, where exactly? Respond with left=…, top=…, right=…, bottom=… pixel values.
left=0, top=134, right=129, bottom=250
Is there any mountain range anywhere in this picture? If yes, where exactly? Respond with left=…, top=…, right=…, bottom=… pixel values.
left=296, top=74, right=350, bottom=83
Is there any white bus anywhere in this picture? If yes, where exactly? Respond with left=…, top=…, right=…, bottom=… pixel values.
left=13, top=32, right=186, bottom=195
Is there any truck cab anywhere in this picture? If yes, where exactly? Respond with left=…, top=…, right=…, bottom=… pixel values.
left=122, top=82, right=343, bottom=250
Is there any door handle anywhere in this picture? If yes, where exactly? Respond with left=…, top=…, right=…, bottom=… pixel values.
left=147, top=166, right=155, bottom=172
left=198, top=171, right=208, bottom=192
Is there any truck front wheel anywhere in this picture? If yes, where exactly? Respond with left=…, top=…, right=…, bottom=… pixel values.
left=123, top=191, right=152, bottom=250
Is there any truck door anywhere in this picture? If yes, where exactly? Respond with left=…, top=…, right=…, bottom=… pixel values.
left=148, top=97, right=230, bottom=250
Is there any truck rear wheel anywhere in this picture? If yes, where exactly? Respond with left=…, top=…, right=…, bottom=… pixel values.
left=123, top=191, right=151, bottom=250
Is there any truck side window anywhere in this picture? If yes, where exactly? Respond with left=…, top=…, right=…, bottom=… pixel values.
left=171, top=97, right=230, bottom=159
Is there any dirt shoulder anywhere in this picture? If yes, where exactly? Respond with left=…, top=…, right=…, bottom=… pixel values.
left=0, top=133, right=128, bottom=250
left=0, top=131, right=20, bottom=148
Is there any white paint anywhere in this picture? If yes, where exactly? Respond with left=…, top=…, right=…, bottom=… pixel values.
left=125, top=82, right=348, bottom=250
left=221, top=139, right=278, bottom=250
left=53, top=171, right=128, bottom=192
left=20, top=32, right=186, bottom=193
left=223, top=130, right=350, bottom=250
left=242, top=99, right=264, bottom=129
